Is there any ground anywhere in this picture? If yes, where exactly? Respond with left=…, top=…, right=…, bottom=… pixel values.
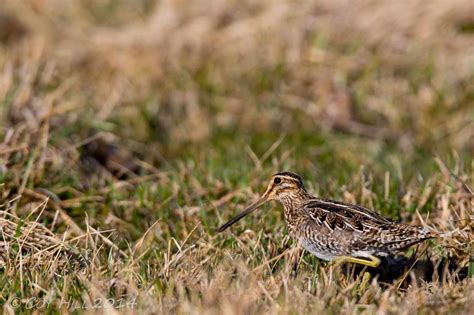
left=0, top=0, right=473, bottom=314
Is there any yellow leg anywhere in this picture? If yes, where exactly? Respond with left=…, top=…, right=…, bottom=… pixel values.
left=333, top=255, right=381, bottom=268
left=358, top=272, right=372, bottom=293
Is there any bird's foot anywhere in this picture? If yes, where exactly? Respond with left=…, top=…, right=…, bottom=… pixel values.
left=332, top=255, right=381, bottom=268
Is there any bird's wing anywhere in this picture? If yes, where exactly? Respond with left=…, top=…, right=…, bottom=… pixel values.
left=302, top=198, right=393, bottom=232
left=302, top=198, right=433, bottom=251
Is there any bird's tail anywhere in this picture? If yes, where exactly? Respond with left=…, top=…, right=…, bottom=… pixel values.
left=423, top=227, right=460, bottom=239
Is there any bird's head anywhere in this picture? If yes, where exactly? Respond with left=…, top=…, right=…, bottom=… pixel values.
left=217, top=171, right=307, bottom=232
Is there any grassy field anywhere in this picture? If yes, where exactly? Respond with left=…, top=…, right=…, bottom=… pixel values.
left=0, top=0, right=473, bottom=313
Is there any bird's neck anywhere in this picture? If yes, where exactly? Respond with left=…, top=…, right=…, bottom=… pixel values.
left=279, top=189, right=312, bottom=230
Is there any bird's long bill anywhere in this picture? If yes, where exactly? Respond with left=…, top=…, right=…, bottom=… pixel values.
left=217, top=196, right=267, bottom=232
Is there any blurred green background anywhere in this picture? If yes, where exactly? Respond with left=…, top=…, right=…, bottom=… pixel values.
left=0, top=0, right=473, bottom=233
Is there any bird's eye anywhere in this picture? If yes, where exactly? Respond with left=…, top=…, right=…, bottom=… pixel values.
left=274, top=177, right=281, bottom=184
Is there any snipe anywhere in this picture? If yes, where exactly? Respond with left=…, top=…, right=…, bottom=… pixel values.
left=217, top=172, right=435, bottom=267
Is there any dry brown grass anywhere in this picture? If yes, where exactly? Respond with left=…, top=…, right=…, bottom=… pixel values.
left=0, top=0, right=473, bottom=313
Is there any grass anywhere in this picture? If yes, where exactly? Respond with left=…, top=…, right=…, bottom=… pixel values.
left=0, top=0, right=473, bottom=313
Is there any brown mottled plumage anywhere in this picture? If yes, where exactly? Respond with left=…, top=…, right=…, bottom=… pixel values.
left=217, top=171, right=435, bottom=267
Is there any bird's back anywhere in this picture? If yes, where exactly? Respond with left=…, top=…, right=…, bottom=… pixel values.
left=295, top=198, right=435, bottom=257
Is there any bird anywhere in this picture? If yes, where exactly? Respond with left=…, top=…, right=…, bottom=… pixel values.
left=217, top=171, right=436, bottom=268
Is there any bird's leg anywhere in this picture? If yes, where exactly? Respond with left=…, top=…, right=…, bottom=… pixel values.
left=357, top=272, right=372, bottom=294
left=290, top=246, right=302, bottom=277
left=333, top=255, right=381, bottom=268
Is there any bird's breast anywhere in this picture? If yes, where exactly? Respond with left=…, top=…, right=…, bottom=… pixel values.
left=299, top=238, right=335, bottom=261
